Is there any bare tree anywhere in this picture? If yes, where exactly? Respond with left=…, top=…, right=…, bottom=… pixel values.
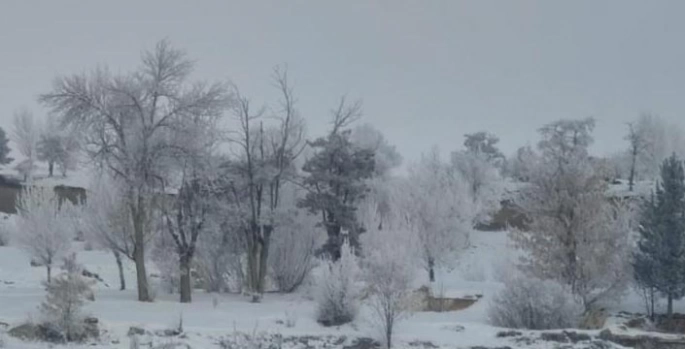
left=626, top=121, right=647, bottom=191
left=225, top=66, right=306, bottom=301
left=40, top=40, right=231, bottom=301
left=162, top=160, right=219, bottom=303
left=12, top=108, right=41, bottom=182
left=15, top=187, right=75, bottom=283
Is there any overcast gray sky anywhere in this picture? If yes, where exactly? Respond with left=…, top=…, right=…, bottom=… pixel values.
left=2, top=1, right=685, bottom=164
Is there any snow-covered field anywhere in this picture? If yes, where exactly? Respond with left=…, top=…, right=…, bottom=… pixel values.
left=0, top=228, right=667, bottom=349
left=0, top=230, right=498, bottom=348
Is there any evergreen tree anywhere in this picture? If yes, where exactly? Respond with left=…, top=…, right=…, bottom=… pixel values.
left=633, top=193, right=659, bottom=320
left=0, top=127, right=13, bottom=165
left=634, top=153, right=685, bottom=317
left=299, top=128, right=375, bottom=260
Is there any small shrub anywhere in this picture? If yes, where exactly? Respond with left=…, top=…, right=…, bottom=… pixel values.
left=488, top=273, right=582, bottom=330
left=39, top=254, right=95, bottom=341
left=284, top=310, right=297, bottom=328
left=315, top=241, right=360, bottom=327
left=268, top=210, right=322, bottom=293
left=218, top=326, right=282, bottom=349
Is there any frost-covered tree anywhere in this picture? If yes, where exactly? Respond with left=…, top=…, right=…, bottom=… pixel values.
left=268, top=205, right=323, bottom=293
left=488, top=271, right=581, bottom=330
left=0, top=127, right=13, bottom=165
left=222, top=68, right=307, bottom=301
left=15, top=187, right=75, bottom=283
left=361, top=203, right=417, bottom=349
left=463, top=131, right=505, bottom=166
left=40, top=40, right=231, bottom=301
left=315, top=239, right=361, bottom=326
left=399, top=148, right=473, bottom=282
left=628, top=114, right=685, bottom=181
left=12, top=108, right=40, bottom=182
left=351, top=123, right=402, bottom=178
left=162, top=163, right=219, bottom=303
left=56, top=133, right=80, bottom=177
left=160, top=94, right=224, bottom=303
left=450, top=149, right=503, bottom=224
left=633, top=154, right=685, bottom=317
left=40, top=254, right=94, bottom=342
left=37, top=118, right=80, bottom=178
left=37, top=134, right=63, bottom=177
left=507, top=145, right=538, bottom=182
left=512, top=118, right=633, bottom=310
left=194, top=207, right=245, bottom=293
left=299, top=98, right=375, bottom=260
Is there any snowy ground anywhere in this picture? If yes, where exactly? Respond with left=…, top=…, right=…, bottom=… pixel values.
left=0, top=229, right=668, bottom=348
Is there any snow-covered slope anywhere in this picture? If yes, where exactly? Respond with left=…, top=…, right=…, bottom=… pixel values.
left=0, top=229, right=664, bottom=348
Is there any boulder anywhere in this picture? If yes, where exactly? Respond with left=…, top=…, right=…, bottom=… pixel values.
left=343, top=337, right=381, bottom=349
left=580, top=308, right=608, bottom=329
left=83, top=317, right=100, bottom=339
left=496, top=331, right=522, bottom=338
left=8, top=323, right=40, bottom=341
left=128, top=326, right=147, bottom=337
left=598, top=329, right=685, bottom=348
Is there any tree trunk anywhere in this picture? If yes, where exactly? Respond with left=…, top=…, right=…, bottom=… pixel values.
left=668, top=294, right=674, bottom=319
left=629, top=153, right=636, bottom=192
left=650, top=287, right=655, bottom=322
left=428, top=259, right=435, bottom=283
left=246, top=227, right=262, bottom=302
left=133, top=206, right=151, bottom=302
left=48, top=162, right=54, bottom=177
left=385, top=320, right=393, bottom=349
left=179, top=253, right=192, bottom=303
left=325, top=223, right=342, bottom=261
left=46, top=264, right=51, bottom=284
left=257, top=225, right=272, bottom=295
left=114, top=251, right=125, bottom=291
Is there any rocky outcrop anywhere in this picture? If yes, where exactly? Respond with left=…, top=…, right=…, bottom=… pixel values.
left=599, top=329, right=685, bottom=348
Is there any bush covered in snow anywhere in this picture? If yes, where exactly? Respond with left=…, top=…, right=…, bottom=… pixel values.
left=39, top=254, right=95, bottom=342
left=488, top=273, right=582, bottom=330
left=268, top=209, right=323, bottom=293
left=362, top=228, right=417, bottom=349
left=315, top=240, right=360, bottom=326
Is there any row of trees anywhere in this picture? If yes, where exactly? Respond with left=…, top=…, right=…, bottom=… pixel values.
left=19, top=40, right=505, bottom=307
left=488, top=116, right=685, bottom=329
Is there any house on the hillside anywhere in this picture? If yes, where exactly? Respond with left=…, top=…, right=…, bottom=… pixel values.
left=0, top=175, right=86, bottom=214
left=478, top=179, right=654, bottom=232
